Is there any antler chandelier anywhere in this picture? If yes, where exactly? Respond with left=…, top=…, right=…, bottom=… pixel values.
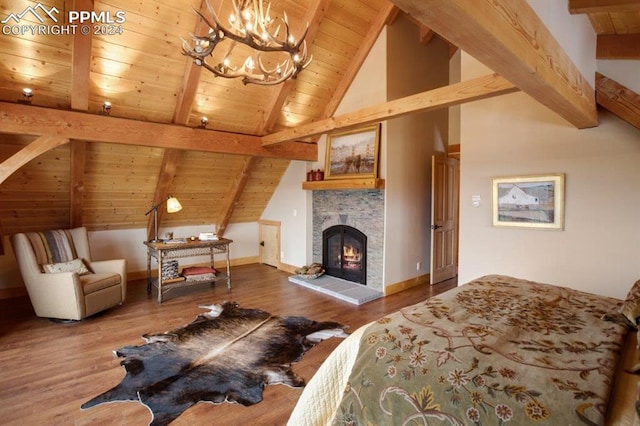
left=182, top=0, right=312, bottom=86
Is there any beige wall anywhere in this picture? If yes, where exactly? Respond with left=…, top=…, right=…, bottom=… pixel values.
left=458, top=1, right=640, bottom=299
left=264, top=24, right=389, bottom=269
left=266, top=14, right=451, bottom=289
left=458, top=54, right=640, bottom=299
left=384, top=16, right=449, bottom=286
left=267, top=15, right=451, bottom=288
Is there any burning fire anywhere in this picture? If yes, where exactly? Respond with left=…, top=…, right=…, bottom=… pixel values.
left=343, top=245, right=361, bottom=262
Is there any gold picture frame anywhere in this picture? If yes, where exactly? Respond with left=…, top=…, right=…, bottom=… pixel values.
left=324, top=124, right=380, bottom=179
left=492, top=174, right=565, bottom=230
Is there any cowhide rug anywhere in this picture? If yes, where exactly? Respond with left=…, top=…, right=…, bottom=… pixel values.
left=81, top=301, right=348, bottom=425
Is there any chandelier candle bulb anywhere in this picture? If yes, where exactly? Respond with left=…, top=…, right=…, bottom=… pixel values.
left=181, top=0, right=312, bottom=86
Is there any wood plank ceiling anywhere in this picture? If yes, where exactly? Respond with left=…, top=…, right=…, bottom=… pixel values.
left=0, top=0, right=638, bottom=243
left=0, top=0, right=394, bottom=238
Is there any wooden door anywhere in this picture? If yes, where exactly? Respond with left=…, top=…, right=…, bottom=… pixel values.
left=259, top=220, right=280, bottom=268
left=430, top=155, right=459, bottom=284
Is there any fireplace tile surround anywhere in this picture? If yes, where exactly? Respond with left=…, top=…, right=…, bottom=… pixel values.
left=312, top=189, right=384, bottom=292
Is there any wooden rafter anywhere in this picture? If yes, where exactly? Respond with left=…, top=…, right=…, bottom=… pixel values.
left=320, top=4, right=399, bottom=122
left=406, top=16, right=459, bottom=56
left=0, top=135, right=69, bottom=185
left=69, top=141, right=86, bottom=228
left=404, top=15, right=435, bottom=45
left=597, top=34, right=640, bottom=59
left=216, top=157, right=258, bottom=237
left=596, top=72, right=640, bottom=129
left=419, top=25, right=436, bottom=46
left=0, top=102, right=316, bottom=161
left=0, top=216, right=4, bottom=256
left=69, top=0, right=93, bottom=229
left=258, top=0, right=331, bottom=135
left=147, top=0, right=215, bottom=239
left=147, top=149, right=182, bottom=241
left=212, top=1, right=330, bottom=239
left=263, top=73, right=518, bottom=145
left=568, top=0, right=640, bottom=14
left=390, top=0, right=597, bottom=129
left=173, top=0, right=218, bottom=125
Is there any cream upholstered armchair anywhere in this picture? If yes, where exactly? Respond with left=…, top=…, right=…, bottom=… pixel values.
left=10, top=227, right=127, bottom=321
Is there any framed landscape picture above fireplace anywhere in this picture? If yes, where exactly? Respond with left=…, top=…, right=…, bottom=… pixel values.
left=324, top=123, right=380, bottom=179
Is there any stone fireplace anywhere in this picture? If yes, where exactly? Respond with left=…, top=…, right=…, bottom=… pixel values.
left=323, top=225, right=367, bottom=284
left=312, top=189, right=384, bottom=291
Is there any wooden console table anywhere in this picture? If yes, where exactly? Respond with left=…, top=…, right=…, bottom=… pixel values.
left=144, top=238, right=232, bottom=303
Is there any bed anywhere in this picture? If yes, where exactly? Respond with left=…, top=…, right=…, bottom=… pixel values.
left=288, top=275, right=640, bottom=425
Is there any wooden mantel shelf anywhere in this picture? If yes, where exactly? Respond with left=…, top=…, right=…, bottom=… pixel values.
left=302, top=178, right=385, bottom=190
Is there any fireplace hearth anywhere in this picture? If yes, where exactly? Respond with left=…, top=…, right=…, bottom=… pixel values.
left=323, top=225, right=366, bottom=285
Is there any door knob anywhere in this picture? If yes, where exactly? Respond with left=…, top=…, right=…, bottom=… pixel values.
left=431, top=225, right=442, bottom=230
left=260, top=241, right=265, bottom=246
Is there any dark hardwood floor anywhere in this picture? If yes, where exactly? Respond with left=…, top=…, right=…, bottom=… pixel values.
left=0, top=264, right=456, bottom=426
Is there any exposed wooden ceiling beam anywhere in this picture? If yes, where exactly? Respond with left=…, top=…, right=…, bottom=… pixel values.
left=0, top=135, right=69, bottom=185
left=149, top=0, right=214, bottom=238
left=568, top=0, right=640, bottom=14
left=209, top=1, right=330, bottom=229
left=69, top=0, right=94, bottom=229
left=259, top=3, right=399, bottom=148
left=596, top=72, right=640, bottom=129
left=263, top=73, right=518, bottom=145
left=173, top=0, right=218, bottom=125
left=68, top=140, right=87, bottom=229
left=216, top=157, right=257, bottom=237
left=597, top=34, right=640, bottom=59
left=258, top=0, right=331, bottom=134
left=419, top=25, right=436, bottom=46
left=147, top=149, right=182, bottom=241
left=0, top=102, right=316, bottom=161
left=0, top=217, right=4, bottom=255
left=69, top=141, right=86, bottom=228
left=407, top=17, right=459, bottom=57
left=320, top=3, right=399, bottom=122
left=390, top=0, right=597, bottom=129
left=404, top=15, right=436, bottom=45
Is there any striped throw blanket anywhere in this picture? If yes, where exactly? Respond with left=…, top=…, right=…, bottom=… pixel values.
left=26, top=230, right=78, bottom=265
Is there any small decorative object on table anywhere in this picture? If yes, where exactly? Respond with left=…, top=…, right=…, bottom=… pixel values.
left=295, top=263, right=325, bottom=279
left=199, top=232, right=218, bottom=241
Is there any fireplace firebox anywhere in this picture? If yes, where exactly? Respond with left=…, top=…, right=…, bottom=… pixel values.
left=323, top=225, right=366, bottom=285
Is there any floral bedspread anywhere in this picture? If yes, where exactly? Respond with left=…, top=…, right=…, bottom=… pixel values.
left=332, top=275, right=629, bottom=425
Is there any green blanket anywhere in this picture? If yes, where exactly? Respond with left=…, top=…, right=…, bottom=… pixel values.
left=332, top=275, right=629, bottom=425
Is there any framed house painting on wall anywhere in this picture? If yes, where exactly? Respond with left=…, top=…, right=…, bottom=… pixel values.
left=492, top=174, right=565, bottom=230
left=324, top=124, right=380, bottom=179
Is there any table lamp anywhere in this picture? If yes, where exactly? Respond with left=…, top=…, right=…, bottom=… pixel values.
left=145, top=195, right=182, bottom=242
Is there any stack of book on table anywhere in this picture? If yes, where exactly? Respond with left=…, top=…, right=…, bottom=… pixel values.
left=198, top=232, right=218, bottom=241
left=182, top=266, right=218, bottom=282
